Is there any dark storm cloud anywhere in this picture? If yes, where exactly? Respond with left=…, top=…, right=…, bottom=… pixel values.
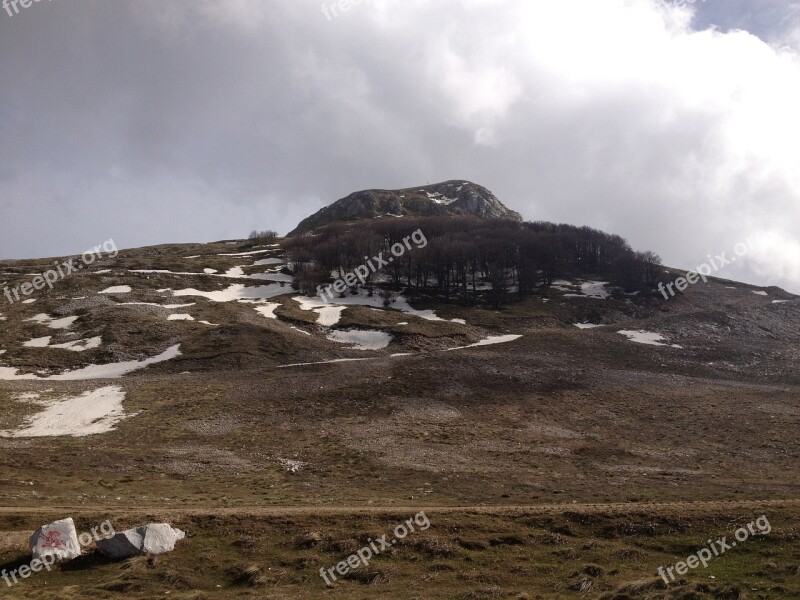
left=1, top=0, right=799, bottom=292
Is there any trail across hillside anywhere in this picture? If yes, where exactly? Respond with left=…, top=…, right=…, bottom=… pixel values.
left=1, top=498, right=797, bottom=518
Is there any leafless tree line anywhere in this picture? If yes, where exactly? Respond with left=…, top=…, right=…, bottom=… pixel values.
left=285, top=217, right=661, bottom=308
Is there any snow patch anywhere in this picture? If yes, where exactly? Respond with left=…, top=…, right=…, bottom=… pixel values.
left=170, top=283, right=290, bottom=303
left=23, top=336, right=52, bottom=348
left=278, top=358, right=374, bottom=368
left=0, top=386, right=131, bottom=437
left=27, top=314, right=78, bottom=330
left=120, top=302, right=196, bottom=309
left=449, top=334, right=522, bottom=351
left=252, top=258, right=284, bottom=266
left=327, top=329, right=392, bottom=350
left=100, top=286, right=132, bottom=294
left=51, top=337, right=103, bottom=352
left=294, top=292, right=457, bottom=324
left=293, top=296, right=347, bottom=326
left=565, top=281, right=610, bottom=299
left=254, top=303, right=280, bottom=319
left=217, top=247, right=280, bottom=257
left=618, top=330, right=682, bottom=348
left=0, top=345, right=181, bottom=381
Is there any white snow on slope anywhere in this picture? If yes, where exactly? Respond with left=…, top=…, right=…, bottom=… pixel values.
left=169, top=283, right=290, bottom=303
left=217, top=247, right=280, bottom=257
left=752, top=290, right=769, bottom=296
left=100, top=285, right=132, bottom=294
left=168, top=314, right=194, bottom=321
left=0, top=345, right=181, bottom=381
left=254, top=303, right=280, bottom=319
left=278, top=358, right=375, bottom=369
left=27, top=314, right=79, bottom=330
left=293, top=296, right=347, bottom=326
left=327, top=329, right=392, bottom=350
left=120, top=302, right=196, bottom=309
left=23, top=336, right=52, bottom=348
left=0, top=386, right=131, bottom=438
left=293, top=292, right=458, bottom=325
left=253, top=258, right=284, bottom=266
left=134, top=265, right=291, bottom=282
left=618, top=330, right=682, bottom=348
left=565, top=281, right=610, bottom=299
left=427, top=191, right=458, bottom=205
left=448, top=334, right=522, bottom=351
left=574, top=323, right=603, bottom=329
left=50, top=337, right=103, bottom=352
left=260, top=273, right=294, bottom=283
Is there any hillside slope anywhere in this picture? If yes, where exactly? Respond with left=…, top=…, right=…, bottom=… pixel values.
left=0, top=236, right=799, bottom=598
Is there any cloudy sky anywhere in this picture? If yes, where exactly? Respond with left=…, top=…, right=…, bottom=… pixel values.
left=1, top=0, right=799, bottom=291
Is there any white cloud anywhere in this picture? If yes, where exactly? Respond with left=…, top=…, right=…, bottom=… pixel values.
left=1, top=0, right=799, bottom=292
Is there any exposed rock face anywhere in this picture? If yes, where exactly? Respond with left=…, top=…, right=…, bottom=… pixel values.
left=29, top=518, right=81, bottom=563
left=289, top=181, right=523, bottom=235
left=96, top=523, right=186, bottom=559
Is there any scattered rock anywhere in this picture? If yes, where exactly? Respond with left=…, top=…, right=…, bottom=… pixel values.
left=29, top=518, right=81, bottom=563
left=278, top=458, right=307, bottom=473
left=97, top=523, right=185, bottom=559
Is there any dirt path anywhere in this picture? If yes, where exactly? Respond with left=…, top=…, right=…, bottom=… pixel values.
left=1, top=498, right=798, bottom=519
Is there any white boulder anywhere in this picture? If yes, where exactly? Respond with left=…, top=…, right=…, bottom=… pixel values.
left=29, top=518, right=81, bottom=563
left=97, top=523, right=185, bottom=559
left=95, top=526, right=145, bottom=559
left=142, top=523, right=186, bottom=555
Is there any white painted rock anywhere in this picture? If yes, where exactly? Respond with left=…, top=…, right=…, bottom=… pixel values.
left=97, top=523, right=185, bottom=559
left=29, top=518, right=81, bottom=563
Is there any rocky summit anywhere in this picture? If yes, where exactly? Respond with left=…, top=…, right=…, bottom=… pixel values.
left=289, top=180, right=522, bottom=235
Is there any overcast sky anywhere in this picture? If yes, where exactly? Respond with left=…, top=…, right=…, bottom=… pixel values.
left=1, top=0, right=799, bottom=291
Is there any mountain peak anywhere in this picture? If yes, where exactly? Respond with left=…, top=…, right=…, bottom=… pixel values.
left=289, top=181, right=522, bottom=235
